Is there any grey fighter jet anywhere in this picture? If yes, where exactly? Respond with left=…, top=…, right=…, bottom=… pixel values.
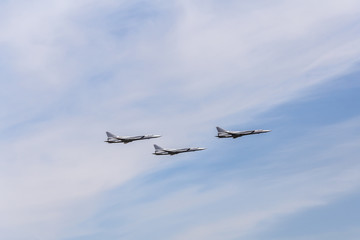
left=216, top=126, right=271, bottom=138
left=105, top=132, right=161, bottom=144
left=153, top=144, right=206, bottom=155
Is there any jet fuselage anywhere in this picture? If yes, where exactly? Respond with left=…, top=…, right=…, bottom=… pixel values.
left=153, top=144, right=206, bottom=155
left=105, top=132, right=161, bottom=144
left=216, top=127, right=271, bottom=138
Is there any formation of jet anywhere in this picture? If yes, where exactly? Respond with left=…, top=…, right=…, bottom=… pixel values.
left=105, top=126, right=271, bottom=155
left=105, top=131, right=161, bottom=144
left=153, top=144, right=206, bottom=155
left=216, top=126, right=271, bottom=138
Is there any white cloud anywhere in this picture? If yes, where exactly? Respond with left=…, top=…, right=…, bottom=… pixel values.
left=101, top=117, right=360, bottom=240
left=0, top=0, right=360, bottom=239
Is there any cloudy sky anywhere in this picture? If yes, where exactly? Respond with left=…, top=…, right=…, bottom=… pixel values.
left=1, top=0, right=360, bottom=239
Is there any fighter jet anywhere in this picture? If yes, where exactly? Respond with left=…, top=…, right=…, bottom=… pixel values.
left=216, top=126, right=271, bottom=138
left=105, top=132, right=161, bottom=144
left=153, top=144, right=206, bottom=155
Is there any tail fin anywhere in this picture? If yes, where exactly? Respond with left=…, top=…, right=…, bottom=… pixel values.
left=106, top=132, right=117, bottom=138
left=216, top=127, right=226, bottom=133
left=154, top=144, right=164, bottom=151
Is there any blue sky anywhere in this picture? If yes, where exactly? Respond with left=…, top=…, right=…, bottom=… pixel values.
left=1, top=0, right=360, bottom=239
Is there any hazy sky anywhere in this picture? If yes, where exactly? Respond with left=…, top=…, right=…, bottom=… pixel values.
left=1, top=0, right=360, bottom=239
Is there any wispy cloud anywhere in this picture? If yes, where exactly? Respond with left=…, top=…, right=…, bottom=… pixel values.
left=88, top=117, right=360, bottom=240
left=0, top=0, right=360, bottom=239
